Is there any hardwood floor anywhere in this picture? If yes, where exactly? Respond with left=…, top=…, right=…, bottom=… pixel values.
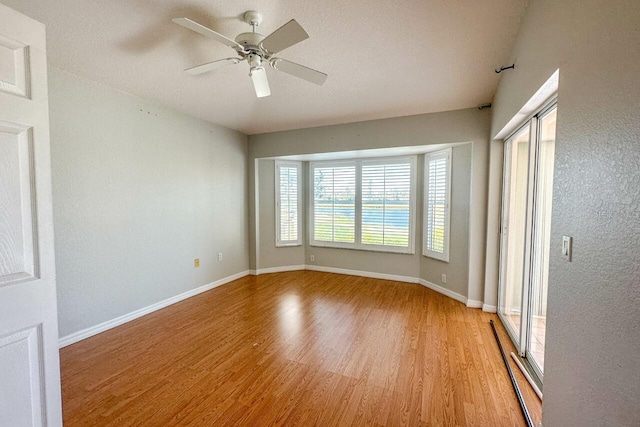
left=60, top=271, right=542, bottom=426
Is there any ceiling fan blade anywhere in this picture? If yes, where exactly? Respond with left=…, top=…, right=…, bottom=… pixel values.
left=271, top=59, right=328, bottom=86
left=250, top=67, right=271, bottom=98
left=185, top=58, right=242, bottom=75
left=259, top=19, right=309, bottom=54
left=172, top=17, right=244, bottom=51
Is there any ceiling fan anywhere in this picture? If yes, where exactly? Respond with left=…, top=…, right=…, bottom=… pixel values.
left=172, top=11, right=328, bottom=98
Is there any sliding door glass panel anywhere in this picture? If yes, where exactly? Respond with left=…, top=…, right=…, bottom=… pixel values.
left=499, top=126, right=531, bottom=344
left=527, top=106, right=557, bottom=375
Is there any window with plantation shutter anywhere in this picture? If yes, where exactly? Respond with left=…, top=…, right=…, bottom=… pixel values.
left=310, top=156, right=415, bottom=253
left=423, top=149, right=451, bottom=261
left=361, top=160, right=412, bottom=248
left=275, top=161, right=301, bottom=246
left=311, top=162, right=356, bottom=245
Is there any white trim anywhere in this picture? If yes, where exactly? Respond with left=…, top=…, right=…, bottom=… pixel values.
left=466, top=299, right=483, bottom=309
left=305, top=265, right=419, bottom=284
left=418, top=279, right=467, bottom=305
left=252, top=265, right=306, bottom=275
left=482, top=304, right=497, bottom=313
left=58, top=270, right=251, bottom=348
left=494, top=69, right=559, bottom=140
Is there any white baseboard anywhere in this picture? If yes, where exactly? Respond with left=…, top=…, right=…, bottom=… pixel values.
left=305, top=265, right=420, bottom=284
left=258, top=264, right=482, bottom=309
left=58, top=270, right=251, bottom=348
left=418, top=279, right=468, bottom=305
left=251, top=265, right=306, bottom=275
left=466, top=299, right=483, bottom=309
left=482, top=304, right=497, bottom=313
left=60, top=266, right=488, bottom=348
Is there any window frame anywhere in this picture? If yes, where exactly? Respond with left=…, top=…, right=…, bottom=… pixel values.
left=275, top=160, right=302, bottom=247
left=309, top=156, right=416, bottom=254
left=423, top=148, right=452, bottom=262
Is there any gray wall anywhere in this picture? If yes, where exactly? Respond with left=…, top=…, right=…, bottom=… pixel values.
left=250, top=109, right=485, bottom=301
left=49, top=69, right=249, bottom=338
left=256, top=159, right=306, bottom=269
left=489, top=0, right=640, bottom=425
left=420, top=144, right=471, bottom=296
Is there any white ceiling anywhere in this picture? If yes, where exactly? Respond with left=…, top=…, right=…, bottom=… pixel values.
left=5, top=0, right=527, bottom=135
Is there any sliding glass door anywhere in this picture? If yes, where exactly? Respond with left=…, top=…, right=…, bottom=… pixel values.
left=526, top=106, right=557, bottom=377
left=498, top=125, right=531, bottom=348
left=498, top=101, right=557, bottom=381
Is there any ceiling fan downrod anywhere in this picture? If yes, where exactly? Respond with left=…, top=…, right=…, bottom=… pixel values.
left=244, top=11, right=262, bottom=33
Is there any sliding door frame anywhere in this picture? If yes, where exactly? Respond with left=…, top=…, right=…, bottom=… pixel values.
left=498, top=98, right=558, bottom=383
left=524, top=100, right=558, bottom=381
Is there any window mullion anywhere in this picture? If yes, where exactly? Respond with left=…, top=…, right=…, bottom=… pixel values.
left=331, top=171, right=335, bottom=242
left=355, top=160, right=363, bottom=248
left=382, top=165, right=386, bottom=246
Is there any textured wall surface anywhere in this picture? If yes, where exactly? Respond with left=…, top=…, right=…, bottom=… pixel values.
left=250, top=109, right=485, bottom=299
left=49, top=69, right=249, bottom=338
left=491, top=0, right=640, bottom=425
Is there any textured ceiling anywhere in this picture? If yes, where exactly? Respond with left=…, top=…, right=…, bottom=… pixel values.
left=5, top=0, right=527, bottom=134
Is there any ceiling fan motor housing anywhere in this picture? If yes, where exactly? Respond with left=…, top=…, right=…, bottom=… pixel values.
left=235, top=32, right=266, bottom=55
left=247, top=54, right=263, bottom=70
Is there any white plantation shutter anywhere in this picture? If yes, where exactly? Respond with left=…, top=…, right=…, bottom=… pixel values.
left=311, top=157, right=415, bottom=253
left=312, top=162, right=356, bottom=244
left=276, top=161, right=301, bottom=246
left=361, top=160, right=412, bottom=248
left=424, top=149, right=451, bottom=261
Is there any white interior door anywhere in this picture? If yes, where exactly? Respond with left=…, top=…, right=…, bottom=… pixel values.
left=0, top=3, right=62, bottom=426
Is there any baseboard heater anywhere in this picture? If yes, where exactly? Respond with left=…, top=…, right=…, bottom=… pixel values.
left=490, top=320, right=534, bottom=427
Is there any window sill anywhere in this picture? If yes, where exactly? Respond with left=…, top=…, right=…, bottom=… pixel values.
left=310, top=242, right=415, bottom=255
left=422, top=253, right=449, bottom=263
left=275, top=242, right=302, bottom=248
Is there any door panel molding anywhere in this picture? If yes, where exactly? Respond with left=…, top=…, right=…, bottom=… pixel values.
left=0, top=121, right=38, bottom=286
left=0, top=325, right=45, bottom=426
left=0, top=33, right=30, bottom=98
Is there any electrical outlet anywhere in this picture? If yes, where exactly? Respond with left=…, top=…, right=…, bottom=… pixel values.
left=441, top=274, right=447, bottom=283
left=310, top=255, right=315, bottom=262
left=194, top=258, right=200, bottom=268
left=218, top=253, right=223, bottom=262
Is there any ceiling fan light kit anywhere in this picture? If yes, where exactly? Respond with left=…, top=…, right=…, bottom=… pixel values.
left=172, top=10, right=327, bottom=98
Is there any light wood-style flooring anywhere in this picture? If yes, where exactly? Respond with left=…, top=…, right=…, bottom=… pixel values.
left=61, top=271, right=542, bottom=426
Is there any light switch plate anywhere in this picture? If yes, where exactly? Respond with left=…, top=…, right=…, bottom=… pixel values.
left=562, top=236, right=572, bottom=261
